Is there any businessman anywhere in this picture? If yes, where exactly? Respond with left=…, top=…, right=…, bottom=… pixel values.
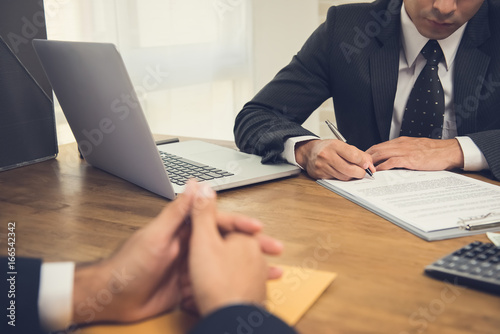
left=2, top=181, right=296, bottom=334
left=234, top=0, right=500, bottom=181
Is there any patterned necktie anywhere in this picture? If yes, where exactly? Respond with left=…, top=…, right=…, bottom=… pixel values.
left=400, top=40, right=445, bottom=139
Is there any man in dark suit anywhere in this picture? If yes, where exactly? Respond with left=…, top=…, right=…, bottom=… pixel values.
left=234, top=0, right=500, bottom=181
left=1, top=181, right=296, bottom=334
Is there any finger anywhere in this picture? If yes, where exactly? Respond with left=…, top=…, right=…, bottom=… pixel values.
left=268, top=266, right=284, bottom=280
left=313, top=143, right=367, bottom=180
left=306, top=152, right=349, bottom=180
left=376, top=157, right=411, bottom=171
left=366, top=162, right=377, bottom=176
left=365, top=142, right=385, bottom=155
left=255, top=234, right=284, bottom=255
left=374, top=161, right=390, bottom=171
left=368, top=140, right=414, bottom=168
left=146, top=184, right=196, bottom=238
left=327, top=157, right=364, bottom=180
left=336, top=145, right=373, bottom=173
left=367, top=146, right=396, bottom=165
left=308, top=163, right=343, bottom=180
left=366, top=138, right=412, bottom=163
left=189, top=181, right=222, bottom=247
left=308, top=159, right=353, bottom=180
left=216, top=211, right=263, bottom=234
left=360, top=156, right=377, bottom=176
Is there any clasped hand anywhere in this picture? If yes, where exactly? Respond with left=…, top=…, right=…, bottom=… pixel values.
left=72, top=180, right=284, bottom=325
left=366, top=136, right=464, bottom=172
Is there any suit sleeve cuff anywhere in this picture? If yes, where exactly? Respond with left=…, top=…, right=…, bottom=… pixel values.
left=282, top=136, right=320, bottom=168
left=38, top=262, right=75, bottom=331
left=455, top=136, right=490, bottom=171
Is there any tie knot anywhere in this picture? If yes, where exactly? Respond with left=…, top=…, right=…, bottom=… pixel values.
left=421, top=40, right=443, bottom=65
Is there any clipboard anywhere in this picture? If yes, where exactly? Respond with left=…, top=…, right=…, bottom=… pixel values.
left=317, top=170, right=500, bottom=241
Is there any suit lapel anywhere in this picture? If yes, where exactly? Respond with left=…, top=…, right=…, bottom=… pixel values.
left=454, top=0, right=491, bottom=135
left=369, top=0, right=401, bottom=141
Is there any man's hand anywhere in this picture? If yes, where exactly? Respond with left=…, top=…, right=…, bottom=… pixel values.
left=366, top=137, right=465, bottom=172
left=71, top=191, right=194, bottom=325
left=71, top=180, right=284, bottom=325
left=213, top=212, right=283, bottom=268
left=186, top=183, right=270, bottom=316
left=295, top=139, right=375, bottom=180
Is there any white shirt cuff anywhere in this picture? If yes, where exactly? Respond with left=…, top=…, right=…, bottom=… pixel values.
left=455, top=136, right=490, bottom=171
left=38, top=262, right=75, bottom=332
left=281, top=135, right=320, bottom=169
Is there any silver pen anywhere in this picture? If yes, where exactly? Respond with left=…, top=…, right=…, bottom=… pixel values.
left=325, top=120, right=373, bottom=177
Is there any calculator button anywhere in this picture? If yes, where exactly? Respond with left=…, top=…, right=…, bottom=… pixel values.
left=477, top=254, right=489, bottom=261
left=470, top=267, right=482, bottom=275
left=484, top=271, right=495, bottom=278
left=445, top=262, right=457, bottom=269
left=462, top=245, right=474, bottom=251
left=434, top=260, right=446, bottom=267
left=464, top=252, right=477, bottom=258
left=486, top=249, right=499, bottom=256
left=477, top=244, right=493, bottom=253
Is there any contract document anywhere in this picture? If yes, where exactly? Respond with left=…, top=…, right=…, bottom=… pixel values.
left=318, top=170, right=500, bottom=241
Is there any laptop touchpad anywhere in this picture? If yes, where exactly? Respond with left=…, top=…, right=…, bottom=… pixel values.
left=188, top=149, right=250, bottom=165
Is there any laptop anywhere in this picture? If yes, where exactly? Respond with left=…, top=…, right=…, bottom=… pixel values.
left=32, top=39, right=300, bottom=199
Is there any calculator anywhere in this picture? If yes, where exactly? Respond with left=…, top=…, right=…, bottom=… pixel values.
left=424, top=241, right=500, bottom=295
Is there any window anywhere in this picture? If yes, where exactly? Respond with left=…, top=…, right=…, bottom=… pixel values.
left=44, top=0, right=252, bottom=143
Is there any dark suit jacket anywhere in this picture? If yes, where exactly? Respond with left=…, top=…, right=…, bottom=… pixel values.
left=234, top=0, right=500, bottom=180
left=1, top=258, right=296, bottom=334
left=1, top=257, right=43, bottom=334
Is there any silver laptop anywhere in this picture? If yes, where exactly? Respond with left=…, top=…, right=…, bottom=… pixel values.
left=32, top=39, right=300, bottom=199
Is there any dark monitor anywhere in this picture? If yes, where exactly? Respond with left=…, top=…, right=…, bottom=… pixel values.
left=0, top=0, right=57, bottom=171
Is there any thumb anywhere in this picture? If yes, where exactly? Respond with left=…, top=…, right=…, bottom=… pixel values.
left=188, top=181, right=222, bottom=247
left=143, top=195, right=192, bottom=241
left=147, top=185, right=195, bottom=239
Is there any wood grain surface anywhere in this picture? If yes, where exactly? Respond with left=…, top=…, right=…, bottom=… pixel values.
left=1, top=139, right=499, bottom=334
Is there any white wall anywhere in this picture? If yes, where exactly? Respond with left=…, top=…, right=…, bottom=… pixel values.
left=251, top=0, right=336, bottom=137
left=252, top=0, right=318, bottom=91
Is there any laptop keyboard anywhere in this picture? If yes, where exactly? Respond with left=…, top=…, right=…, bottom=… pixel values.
left=159, top=151, right=234, bottom=186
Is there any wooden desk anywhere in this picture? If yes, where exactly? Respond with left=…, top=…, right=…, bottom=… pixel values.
left=1, top=141, right=499, bottom=334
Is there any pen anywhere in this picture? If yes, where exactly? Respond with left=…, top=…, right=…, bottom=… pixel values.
left=155, top=137, right=180, bottom=146
left=325, top=120, right=373, bottom=177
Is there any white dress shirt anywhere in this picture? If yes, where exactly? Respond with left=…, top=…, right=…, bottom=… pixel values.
left=38, top=262, right=74, bottom=331
left=283, top=4, right=489, bottom=172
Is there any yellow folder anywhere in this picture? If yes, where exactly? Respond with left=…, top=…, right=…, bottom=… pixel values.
left=81, top=265, right=336, bottom=333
